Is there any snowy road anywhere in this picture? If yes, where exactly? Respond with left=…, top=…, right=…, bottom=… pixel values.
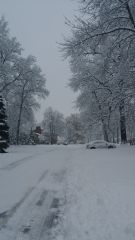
left=0, top=145, right=135, bottom=239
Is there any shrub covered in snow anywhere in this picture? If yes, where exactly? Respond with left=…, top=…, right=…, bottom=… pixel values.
left=0, top=96, right=9, bottom=153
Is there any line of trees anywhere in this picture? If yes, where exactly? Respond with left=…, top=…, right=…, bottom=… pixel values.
left=62, top=0, right=135, bottom=143
left=0, top=17, right=49, bottom=149
left=42, top=107, right=85, bottom=144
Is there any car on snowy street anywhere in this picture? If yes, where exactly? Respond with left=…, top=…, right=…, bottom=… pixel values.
left=86, top=140, right=116, bottom=149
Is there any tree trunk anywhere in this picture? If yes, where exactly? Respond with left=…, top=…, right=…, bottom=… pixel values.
left=16, top=80, right=27, bottom=145
left=16, top=100, right=23, bottom=145
left=103, top=123, right=109, bottom=142
left=16, top=94, right=23, bottom=145
left=119, top=101, right=127, bottom=143
left=116, top=126, right=119, bottom=143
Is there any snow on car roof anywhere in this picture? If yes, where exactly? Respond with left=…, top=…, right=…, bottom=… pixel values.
left=89, top=140, right=106, bottom=144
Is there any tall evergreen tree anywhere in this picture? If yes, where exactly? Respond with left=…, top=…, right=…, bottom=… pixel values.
left=0, top=96, right=9, bottom=153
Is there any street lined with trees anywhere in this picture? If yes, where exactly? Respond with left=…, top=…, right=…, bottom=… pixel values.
left=1, top=0, right=135, bottom=151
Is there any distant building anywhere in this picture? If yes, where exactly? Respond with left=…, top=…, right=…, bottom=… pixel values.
left=34, top=126, right=42, bottom=135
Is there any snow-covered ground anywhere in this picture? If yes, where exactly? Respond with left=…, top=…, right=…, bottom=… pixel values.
left=0, top=144, right=135, bottom=239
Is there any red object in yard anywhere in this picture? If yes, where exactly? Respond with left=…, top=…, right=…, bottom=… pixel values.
left=35, top=126, right=42, bottom=134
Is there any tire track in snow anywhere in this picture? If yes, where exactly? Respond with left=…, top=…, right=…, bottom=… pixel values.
left=0, top=187, right=34, bottom=230
left=39, top=168, right=68, bottom=240
left=9, top=168, right=66, bottom=240
left=14, top=190, right=55, bottom=240
left=39, top=198, right=61, bottom=240
left=0, top=148, right=57, bottom=171
left=12, top=167, right=66, bottom=240
left=0, top=149, right=70, bottom=239
left=0, top=170, right=48, bottom=229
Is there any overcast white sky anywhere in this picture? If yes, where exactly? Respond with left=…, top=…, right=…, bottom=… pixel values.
left=0, top=0, right=79, bottom=122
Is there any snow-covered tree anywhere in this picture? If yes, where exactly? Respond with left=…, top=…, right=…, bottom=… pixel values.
left=12, top=56, right=49, bottom=144
left=0, top=95, right=9, bottom=153
left=7, top=100, right=35, bottom=144
left=0, top=17, right=49, bottom=144
left=0, top=16, right=22, bottom=94
left=65, top=114, right=85, bottom=143
left=42, top=107, right=65, bottom=144
left=62, top=0, right=135, bottom=143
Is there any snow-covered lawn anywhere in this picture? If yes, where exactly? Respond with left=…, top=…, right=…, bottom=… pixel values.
left=0, top=144, right=135, bottom=239
left=62, top=145, right=135, bottom=240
